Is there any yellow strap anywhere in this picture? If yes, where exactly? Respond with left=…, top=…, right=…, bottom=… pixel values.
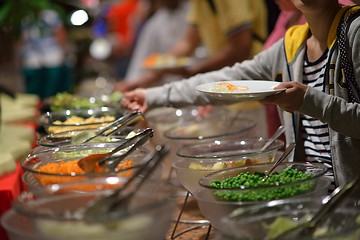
left=284, top=5, right=360, bottom=63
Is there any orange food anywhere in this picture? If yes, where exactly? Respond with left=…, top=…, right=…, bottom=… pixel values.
left=143, top=53, right=161, bottom=67
left=218, top=82, right=239, bottom=91
left=36, top=159, right=134, bottom=186
left=218, top=82, right=249, bottom=92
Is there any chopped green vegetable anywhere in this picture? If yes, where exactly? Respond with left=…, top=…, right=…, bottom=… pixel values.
left=211, top=168, right=315, bottom=201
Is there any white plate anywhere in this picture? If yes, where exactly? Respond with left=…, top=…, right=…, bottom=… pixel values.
left=196, top=80, right=286, bottom=102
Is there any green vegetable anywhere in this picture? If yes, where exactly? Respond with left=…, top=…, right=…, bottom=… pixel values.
left=51, top=92, right=102, bottom=111
left=265, top=216, right=298, bottom=239
left=210, top=168, right=315, bottom=201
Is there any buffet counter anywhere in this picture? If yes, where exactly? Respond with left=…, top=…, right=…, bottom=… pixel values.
left=0, top=94, right=39, bottom=240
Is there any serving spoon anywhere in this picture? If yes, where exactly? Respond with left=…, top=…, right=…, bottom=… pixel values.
left=261, top=125, right=285, bottom=151
left=77, top=128, right=154, bottom=173
left=81, top=145, right=169, bottom=222
left=71, top=111, right=145, bottom=144
left=274, top=175, right=360, bottom=239
left=262, top=142, right=295, bottom=181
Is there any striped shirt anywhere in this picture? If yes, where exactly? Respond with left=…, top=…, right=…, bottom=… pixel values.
left=302, top=49, right=334, bottom=190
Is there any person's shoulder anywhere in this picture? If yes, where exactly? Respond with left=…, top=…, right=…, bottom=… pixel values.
left=342, top=6, right=360, bottom=39
left=283, top=24, right=308, bottom=62
left=284, top=24, right=309, bottom=43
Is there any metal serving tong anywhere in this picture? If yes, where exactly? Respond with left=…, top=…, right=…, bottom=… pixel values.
left=260, top=126, right=285, bottom=151
left=81, top=145, right=169, bottom=222
left=274, top=175, right=360, bottom=240
left=71, top=111, right=145, bottom=144
left=262, top=142, right=295, bottom=182
left=77, top=128, right=154, bottom=173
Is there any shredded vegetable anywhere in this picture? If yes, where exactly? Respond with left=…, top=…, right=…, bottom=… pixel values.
left=211, top=82, right=249, bottom=93
left=36, top=159, right=133, bottom=186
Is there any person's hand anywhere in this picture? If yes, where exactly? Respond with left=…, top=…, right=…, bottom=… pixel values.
left=261, top=81, right=307, bottom=112
left=121, top=88, right=148, bottom=112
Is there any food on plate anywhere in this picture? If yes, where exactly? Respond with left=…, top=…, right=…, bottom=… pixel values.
left=210, top=82, right=249, bottom=93
left=143, top=53, right=189, bottom=69
left=48, top=115, right=116, bottom=134
left=210, top=168, right=315, bottom=201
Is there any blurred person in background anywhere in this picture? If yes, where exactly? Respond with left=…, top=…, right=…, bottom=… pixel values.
left=115, top=0, right=268, bottom=91
left=18, top=9, right=74, bottom=99
left=105, top=0, right=157, bottom=78
left=115, top=0, right=189, bottom=92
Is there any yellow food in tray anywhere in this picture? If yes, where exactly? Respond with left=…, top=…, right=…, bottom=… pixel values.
left=48, top=115, right=115, bottom=134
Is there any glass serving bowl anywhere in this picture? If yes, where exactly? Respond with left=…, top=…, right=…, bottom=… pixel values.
left=145, top=106, right=251, bottom=179
left=172, top=138, right=284, bottom=194
left=145, top=107, right=202, bottom=141
left=163, top=116, right=256, bottom=144
left=216, top=195, right=360, bottom=240
left=1, top=179, right=177, bottom=240
left=37, top=107, right=126, bottom=134
left=192, top=177, right=331, bottom=230
left=199, top=162, right=328, bottom=202
left=28, top=175, right=130, bottom=195
left=21, top=142, right=155, bottom=195
left=36, top=126, right=139, bottom=147
left=162, top=115, right=256, bottom=180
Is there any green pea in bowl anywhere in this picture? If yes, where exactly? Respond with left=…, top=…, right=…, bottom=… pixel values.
left=193, top=162, right=329, bottom=229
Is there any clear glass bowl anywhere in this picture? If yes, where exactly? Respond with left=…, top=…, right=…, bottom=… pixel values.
left=193, top=177, right=331, bottom=230
left=172, top=138, right=284, bottom=194
left=36, top=126, right=138, bottom=147
left=163, top=116, right=256, bottom=177
left=216, top=195, right=360, bottom=240
left=25, top=175, right=130, bottom=195
left=199, top=162, right=328, bottom=202
left=1, top=179, right=177, bottom=240
left=37, top=107, right=126, bottom=134
left=145, top=106, right=230, bottom=145
left=163, top=116, right=256, bottom=144
left=145, top=106, right=248, bottom=179
left=21, top=142, right=155, bottom=194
